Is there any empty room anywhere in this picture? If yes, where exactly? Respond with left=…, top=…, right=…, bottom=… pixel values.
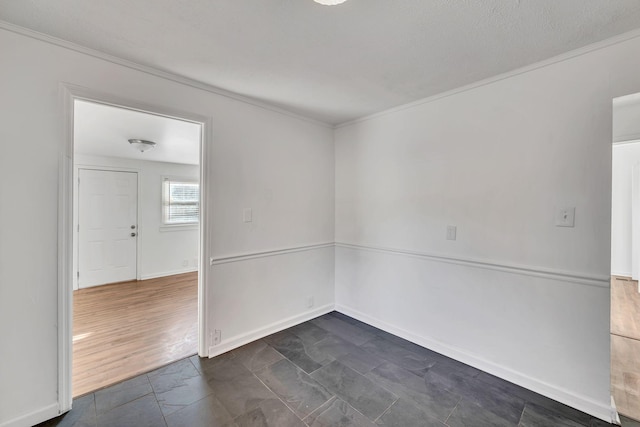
left=71, top=99, right=203, bottom=397
left=1, top=1, right=640, bottom=427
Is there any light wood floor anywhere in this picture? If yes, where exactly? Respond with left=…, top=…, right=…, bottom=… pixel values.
left=612, top=276, right=640, bottom=340
left=612, top=276, right=640, bottom=421
left=73, top=272, right=198, bottom=397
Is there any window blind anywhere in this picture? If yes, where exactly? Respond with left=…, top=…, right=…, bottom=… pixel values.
left=163, top=179, right=199, bottom=224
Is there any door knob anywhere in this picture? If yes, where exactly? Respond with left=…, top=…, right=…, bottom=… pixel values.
left=131, top=232, right=137, bottom=237
left=131, top=225, right=136, bottom=229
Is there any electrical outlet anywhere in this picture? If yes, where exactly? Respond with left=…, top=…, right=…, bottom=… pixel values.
left=213, top=329, right=222, bottom=346
left=555, top=207, right=575, bottom=227
left=307, top=296, right=314, bottom=309
left=243, top=208, right=252, bottom=223
left=446, top=225, right=457, bottom=241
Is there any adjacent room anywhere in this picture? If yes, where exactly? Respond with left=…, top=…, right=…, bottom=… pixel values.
left=71, top=99, right=202, bottom=396
left=611, top=93, right=640, bottom=423
left=2, top=1, right=640, bottom=427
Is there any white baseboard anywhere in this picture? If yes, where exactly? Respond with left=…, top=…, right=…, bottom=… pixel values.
left=0, top=403, right=60, bottom=427
left=139, top=268, right=198, bottom=281
left=611, top=395, right=621, bottom=425
left=335, top=304, right=613, bottom=424
left=209, top=303, right=335, bottom=357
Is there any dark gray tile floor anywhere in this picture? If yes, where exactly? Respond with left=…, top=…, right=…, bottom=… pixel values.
left=38, top=311, right=628, bottom=427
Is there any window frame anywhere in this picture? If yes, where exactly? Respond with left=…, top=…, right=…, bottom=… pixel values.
left=161, top=176, right=200, bottom=228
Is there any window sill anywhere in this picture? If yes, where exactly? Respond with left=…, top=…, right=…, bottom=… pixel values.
left=159, top=224, right=200, bottom=232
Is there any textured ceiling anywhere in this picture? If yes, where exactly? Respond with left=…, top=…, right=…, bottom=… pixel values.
left=2, top=0, right=640, bottom=124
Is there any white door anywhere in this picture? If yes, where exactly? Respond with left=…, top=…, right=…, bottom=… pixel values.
left=78, top=169, right=138, bottom=288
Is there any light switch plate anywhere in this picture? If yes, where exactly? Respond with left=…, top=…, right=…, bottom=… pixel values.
left=243, top=208, right=252, bottom=223
left=555, top=207, right=575, bottom=227
left=446, top=225, right=457, bottom=240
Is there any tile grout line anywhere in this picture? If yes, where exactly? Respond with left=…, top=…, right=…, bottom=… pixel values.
left=307, top=360, right=332, bottom=376
left=158, top=390, right=218, bottom=423
left=156, top=394, right=169, bottom=427
left=187, top=354, right=201, bottom=375
left=518, top=401, right=528, bottom=425
left=251, top=370, right=314, bottom=424
left=263, top=340, right=332, bottom=383
left=265, top=344, right=288, bottom=362
left=261, top=332, right=344, bottom=421
left=336, top=393, right=381, bottom=424
left=147, top=372, right=170, bottom=425
left=443, top=398, right=460, bottom=426
left=266, top=328, right=406, bottom=425
left=350, top=401, right=381, bottom=425
left=302, top=395, right=337, bottom=424
left=265, top=328, right=393, bottom=425
left=94, top=375, right=155, bottom=415
left=373, top=397, right=399, bottom=423
left=159, top=358, right=235, bottom=424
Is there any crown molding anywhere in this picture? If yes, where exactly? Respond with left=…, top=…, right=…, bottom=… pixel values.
left=336, top=27, right=640, bottom=129
left=4, top=19, right=640, bottom=132
left=0, top=20, right=333, bottom=129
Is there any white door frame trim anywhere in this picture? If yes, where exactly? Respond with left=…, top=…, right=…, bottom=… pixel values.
left=58, top=83, right=212, bottom=413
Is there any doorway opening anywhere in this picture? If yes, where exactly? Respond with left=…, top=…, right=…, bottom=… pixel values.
left=611, top=92, right=640, bottom=424
left=58, top=86, right=210, bottom=408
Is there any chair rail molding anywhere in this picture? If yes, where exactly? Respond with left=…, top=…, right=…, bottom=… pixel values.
left=335, top=242, right=609, bottom=288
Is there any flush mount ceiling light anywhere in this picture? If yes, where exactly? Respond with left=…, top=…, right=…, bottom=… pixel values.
left=314, top=0, right=348, bottom=5
left=128, top=138, right=156, bottom=153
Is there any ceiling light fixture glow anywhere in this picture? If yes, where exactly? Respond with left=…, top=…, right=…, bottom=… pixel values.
left=314, top=0, right=348, bottom=5
left=128, top=138, right=157, bottom=153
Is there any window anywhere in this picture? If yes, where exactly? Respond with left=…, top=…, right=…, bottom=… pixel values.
left=162, top=178, right=199, bottom=225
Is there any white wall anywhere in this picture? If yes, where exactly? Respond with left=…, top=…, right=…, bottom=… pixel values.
left=0, top=27, right=334, bottom=427
left=73, top=154, right=200, bottom=288
left=613, top=95, right=640, bottom=143
left=334, top=35, right=640, bottom=421
left=611, top=142, right=640, bottom=277
left=611, top=97, right=640, bottom=277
